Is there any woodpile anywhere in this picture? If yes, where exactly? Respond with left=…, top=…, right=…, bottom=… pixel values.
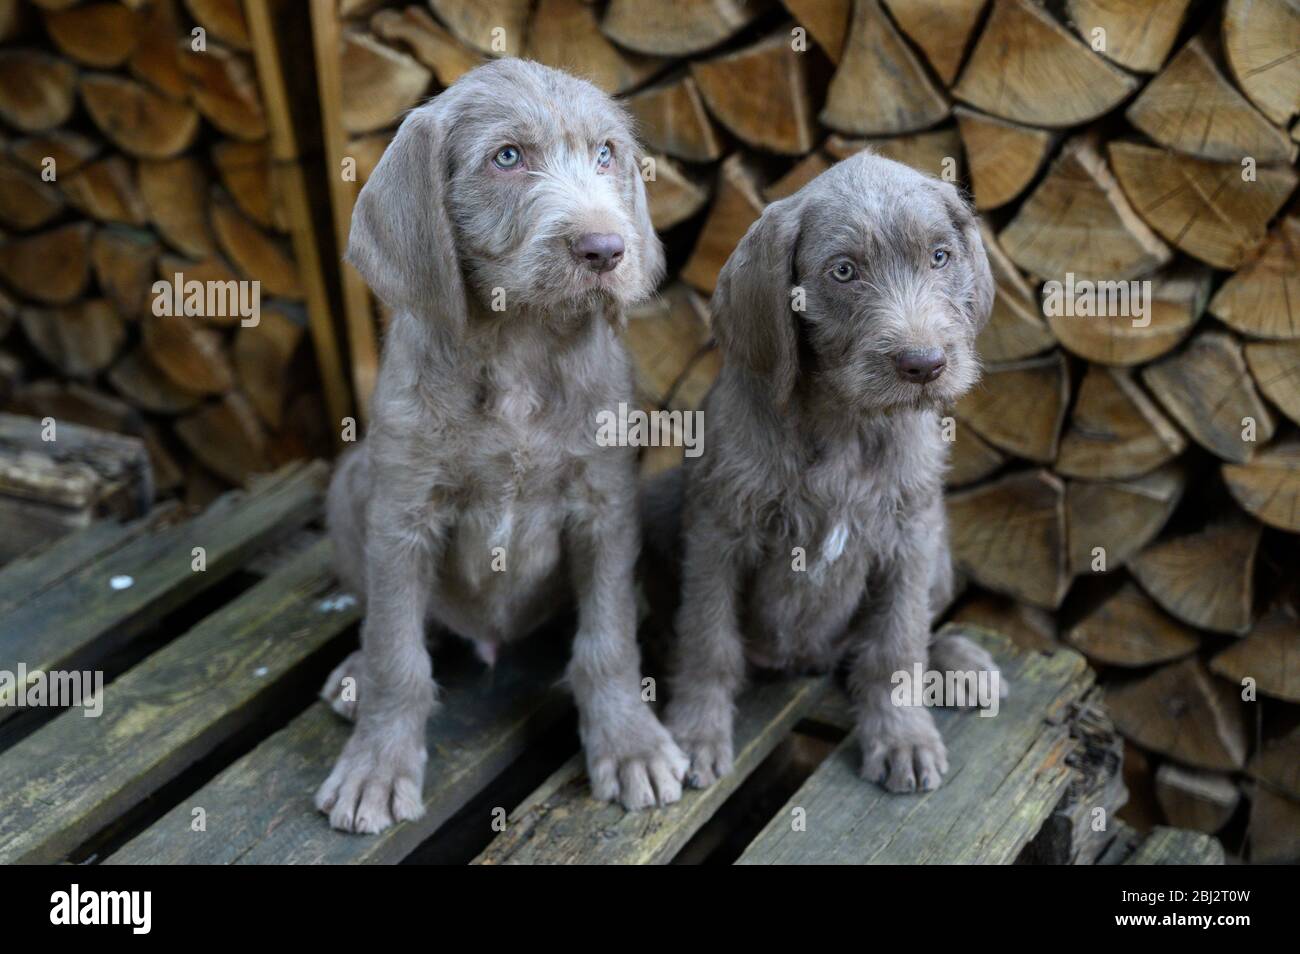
left=310, top=0, right=1298, bottom=862
left=0, top=0, right=348, bottom=514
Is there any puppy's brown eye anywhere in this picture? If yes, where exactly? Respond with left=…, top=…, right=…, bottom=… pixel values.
left=596, top=142, right=613, bottom=168
left=830, top=261, right=856, bottom=283
left=931, top=248, right=950, bottom=269
left=493, top=145, right=522, bottom=169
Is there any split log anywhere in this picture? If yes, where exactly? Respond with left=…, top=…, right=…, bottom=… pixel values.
left=1222, top=0, right=1300, bottom=127
left=975, top=222, right=1054, bottom=363
left=1244, top=339, right=1300, bottom=425
left=138, top=157, right=213, bottom=258
left=9, top=379, right=141, bottom=440
left=0, top=153, right=64, bottom=229
left=9, top=129, right=99, bottom=175
left=763, top=152, right=831, bottom=203
left=1249, top=728, right=1300, bottom=801
left=92, top=228, right=158, bottom=320
left=0, top=222, right=93, bottom=304
left=0, top=50, right=77, bottom=132
left=1066, top=580, right=1200, bottom=667
left=950, top=591, right=1058, bottom=652
left=1223, top=439, right=1300, bottom=533
left=369, top=6, right=481, bottom=88
left=623, top=282, right=711, bottom=407
left=821, top=0, right=947, bottom=136
left=127, top=0, right=188, bottom=100
left=1130, top=517, right=1261, bottom=635
left=954, top=107, right=1054, bottom=211
left=210, top=191, right=301, bottom=298
left=781, top=0, right=850, bottom=62
left=680, top=154, right=765, bottom=295
left=824, top=127, right=961, bottom=180
left=1064, top=0, right=1190, bottom=73
left=1000, top=134, right=1171, bottom=281
left=1045, top=263, right=1211, bottom=367
left=1210, top=607, right=1300, bottom=703
left=80, top=72, right=199, bottom=159
left=141, top=313, right=235, bottom=396
left=343, top=132, right=392, bottom=185
left=184, top=0, right=251, bottom=51
left=946, top=468, right=1069, bottom=609
left=1126, top=34, right=1295, bottom=164
left=624, top=75, right=723, bottom=163
left=1107, top=657, right=1249, bottom=771
left=601, top=0, right=770, bottom=57
left=526, top=0, right=663, bottom=96
left=428, top=0, right=530, bottom=56
left=946, top=423, right=1006, bottom=488
left=107, top=347, right=202, bottom=415
left=1055, top=365, right=1185, bottom=480
left=953, top=0, right=1138, bottom=128
left=339, top=30, right=430, bottom=135
left=645, top=155, right=709, bottom=231
left=1108, top=140, right=1298, bottom=270
left=1066, top=464, right=1185, bottom=577
left=1208, top=216, right=1300, bottom=340
left=178, top=44, right=267, bottom=141
left=691, top=31, right=816, bottom=155
left=44, top=2, right=142, bottom=68
left=955, top=351, right=1069, bottom=463
left=157, top=253, right=243, bottom=319
left=174, top=391, right=270, bottom=486
left=19, top=300, right=125, bottom=378
left=880, top=0, right=985, bottom=86
left=1247, top=787, right=1300, bottom=863
left=233, top=304, right=304, bottom=429
left=1154, top=764, right=1240, bottom=834
left=1141, top=331, right=1275, bottom=464
left=60, top=155, right=149, bottom=225
left=212, top=141, right=284, bottom=232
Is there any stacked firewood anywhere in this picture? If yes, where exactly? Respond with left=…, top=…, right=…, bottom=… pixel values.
left=320, top=0, right=1299, bottom=862
left=0, top=0, right=341, bottom=508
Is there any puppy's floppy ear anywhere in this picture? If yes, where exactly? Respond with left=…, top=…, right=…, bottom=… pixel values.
left=711, top=195, right=804, bottom=407
left=345, top=100, right=466, bottom=333
left=629, top=151, right=666, bottom=291
left=938, top=183, right=994, bottom=333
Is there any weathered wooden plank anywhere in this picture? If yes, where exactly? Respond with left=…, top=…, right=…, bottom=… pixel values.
left=473, top=674, right=826, bottom=865
left=0, top=537, right=357, bottom=864
left=736, top=629, right=1093, bottom=864
left=0, top=460, right=326, bottom=725
left=1124, top=826, right=1225, bottom=865
left=108, top=636, right=570, bottom=864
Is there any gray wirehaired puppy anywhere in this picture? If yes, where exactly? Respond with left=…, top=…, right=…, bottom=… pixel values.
left=316, top=59, right=686, bottom=834
left=660, top=151, right=1005, bottom=795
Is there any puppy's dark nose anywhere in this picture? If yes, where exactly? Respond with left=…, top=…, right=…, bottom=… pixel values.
left=572, top=232, right=624, bottom=273
left=894, top=348, right=947, bottom=383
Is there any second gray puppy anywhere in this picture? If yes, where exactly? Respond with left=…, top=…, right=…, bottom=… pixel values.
left=661, top=150, right=1004, bottom=794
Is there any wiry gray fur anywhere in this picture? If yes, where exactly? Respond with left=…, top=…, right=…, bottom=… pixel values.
left=316, top=59, right=684, bottom=834
left=659, top=151, right=1006, bottom=794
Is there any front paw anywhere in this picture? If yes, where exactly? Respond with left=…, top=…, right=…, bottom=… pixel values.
left=586, top=708, right=688, bottom=811
left=928, top=633, right=1010, bottom=703
left=315, top=726, right=427, bottom=833
left=859, top=706, right=948, bottom=794
left=665, top=704, right=734, bottom=789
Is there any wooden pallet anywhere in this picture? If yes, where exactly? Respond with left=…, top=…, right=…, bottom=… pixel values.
left=0, top=462, right=1225, bottom=864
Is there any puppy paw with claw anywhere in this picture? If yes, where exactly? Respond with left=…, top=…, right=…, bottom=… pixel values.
left=586, top=709, right=688, bottom=810
left=315, top=727, right=427, bottom=833
left=859, top=706, right=949, bottom=794
left=320, top=649, right=364, bottom=721
left=929, top=633, right=1010, bottom=704
left=665, top=705, right=734, bottom=789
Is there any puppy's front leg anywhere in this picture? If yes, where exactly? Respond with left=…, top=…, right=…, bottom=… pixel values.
left=568, top=506, right=687, bottom=810
left=316, top=506, right=438, bottom=833
left=849, top=538, right=948, bottom=794
left=663, top=509, right=747, bottom=789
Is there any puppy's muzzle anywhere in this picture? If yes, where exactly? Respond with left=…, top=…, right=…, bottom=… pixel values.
left=571, top=232, right=625, bottom=273
left=894, top=347, right=946, bottom=384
